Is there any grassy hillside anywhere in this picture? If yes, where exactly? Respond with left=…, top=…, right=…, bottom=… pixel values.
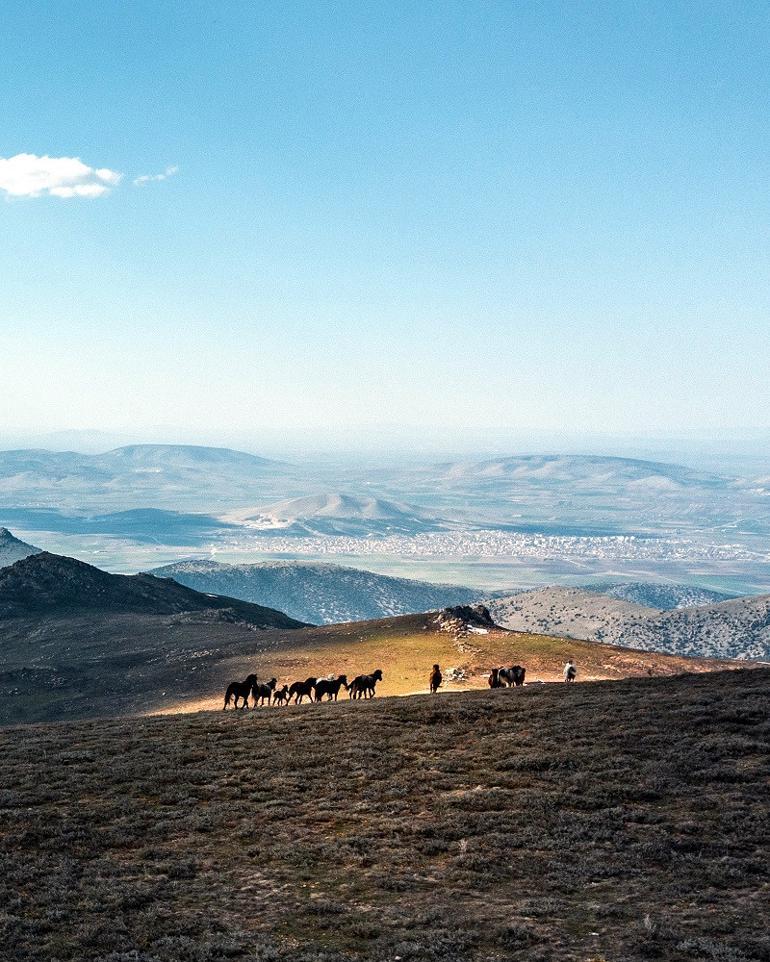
left=2, top=669, right=768, bottom=962
left=164, top=610, right=743, bottom=714
left=1, top=601, right=742, bottom=725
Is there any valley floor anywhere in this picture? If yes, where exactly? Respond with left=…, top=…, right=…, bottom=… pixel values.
left=2, top=669, right=769, bottom=961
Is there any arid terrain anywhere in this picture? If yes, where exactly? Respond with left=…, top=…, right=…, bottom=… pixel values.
left=489, top=587, right=770, bottom=660
left=169, top=607, right=744, bottom=715
left=0, top=551, right=743, bottom=724
left=1, top=668, right=768, bottom=962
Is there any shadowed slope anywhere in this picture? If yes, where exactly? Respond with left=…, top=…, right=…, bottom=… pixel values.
left=0, top=553, right=307, bottom=724
left=0, top=552, right=307, bottom=623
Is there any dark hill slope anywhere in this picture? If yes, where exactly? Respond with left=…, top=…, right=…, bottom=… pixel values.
left=2, top=669, right=768, bottom=962
left=0, top=552, right=306, bottom=624
left=0, top=553, right=307, bottom=724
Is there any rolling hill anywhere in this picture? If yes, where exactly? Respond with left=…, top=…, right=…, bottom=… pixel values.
left=438, top=453, right=729, bottom=489
left=223, top=492, right=442, bottom=536
left=0, top=443, right=283, bottom=509
left=0, top=552, right=741, bottom=724
left=147, top=558, right=481, bottom=623
left=489, top=586, right=770, bottom=660
left=152, top=604, right=742, bottom=717
left=3, top=668, right=768, bottom=961
left=583, top=580, right=736, bottom=609
left=0, top=527, right=40, bottom=568
left=0, top=552, right=307, bottom=724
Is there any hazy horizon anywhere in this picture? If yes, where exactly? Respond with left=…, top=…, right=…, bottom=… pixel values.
left=3, top=2, right=769, bottom=445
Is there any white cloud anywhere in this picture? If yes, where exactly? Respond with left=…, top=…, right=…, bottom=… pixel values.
left=133, top=165, right=179, bottom=187
left=0, top=153, right=122, bottom=199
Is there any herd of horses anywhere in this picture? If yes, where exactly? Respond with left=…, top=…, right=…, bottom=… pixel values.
left=224, top=662, right=528, bottom=709
left=224, top=670, right=383, bottom=709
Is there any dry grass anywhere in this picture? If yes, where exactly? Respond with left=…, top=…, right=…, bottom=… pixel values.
left=2, top=668, right=769, bottom=961
left=165, top=614, right=745, bottom=712
left=2, top=609, right=740, bottom=725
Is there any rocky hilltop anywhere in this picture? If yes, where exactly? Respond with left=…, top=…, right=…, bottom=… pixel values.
left=0, top=551, right=306, bottom=625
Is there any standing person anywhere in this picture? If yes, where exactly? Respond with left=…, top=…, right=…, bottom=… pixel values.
left=563, top=660, right=577, bottom=682
left=429, top=664, right=442, bottom=693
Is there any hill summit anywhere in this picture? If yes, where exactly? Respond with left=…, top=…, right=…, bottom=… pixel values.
left=224, top=492, right=441, bottom=536
left=0, top=551, right=306, bottom=626
left=0, top=528, right=41, bottom=569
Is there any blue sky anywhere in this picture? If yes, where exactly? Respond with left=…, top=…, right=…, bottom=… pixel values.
left=1, top=1, right=769, bottom=452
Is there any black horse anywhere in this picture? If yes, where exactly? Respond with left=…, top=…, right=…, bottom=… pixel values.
left=315, top=674, right=348, bottom=701
left=224, top=673, right=257, bottom=709
left=289, top=677, right=317, bottom=704
left=348, top=669, right=383, bottom=699
left=253, top=677, right=277, bottom=706
left=272, top=684, right=290, bottom=706
left=498, top=665, right=526, bottom=687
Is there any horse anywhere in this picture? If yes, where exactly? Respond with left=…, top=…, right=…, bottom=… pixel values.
left=488, top=667, right=504, bottom=689
left=348, top=669, right=383, bottom=700
left=252, top=677, right=277, bottom=706
left=429, top=664, right=442, bottom=693
left=272, top=684, right=290, bottom=706
left=289, top=677, right=317, bottom=704
left=315, top=674, right=348, bottom=701
left=224, top=673, right=258, bottom=710
left=499, top=665, right=526, bottom=687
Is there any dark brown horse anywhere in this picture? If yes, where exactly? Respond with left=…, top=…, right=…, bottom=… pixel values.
left=315, top=674, right=348, bottom=701
left=252, top=677, right=277, bottom=706
left=224, top=673, right=257, bottom=709
left=348, top=669, right=383, bottom=699
left=289, top=677, right=317, bottom=704
left=272, top=684, right=290, bottom=706
left=488, top=667, right=504, bottom=689
left=429, top=664, right=442, bottom=693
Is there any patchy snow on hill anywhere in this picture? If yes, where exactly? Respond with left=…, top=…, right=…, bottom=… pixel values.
left=489, top=586, right=770, bottom=661
left=148, top=559, right=482, bottom=624
left=584, top=581, right=735, bottom=610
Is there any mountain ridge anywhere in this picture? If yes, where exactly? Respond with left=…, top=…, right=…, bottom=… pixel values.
left=147, top=558, right=480, bottom=623
left=489, top=586, right=770, bottom=660
left=0, top=551, right=306, bottom=626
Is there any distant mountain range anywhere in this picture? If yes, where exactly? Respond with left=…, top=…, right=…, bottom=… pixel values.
left=489, top=587, right=770, bottom=660
left=147, top=559, right=480, bottom=623
left=223, top=493, right=444, bottom=536
left=438, top=454, right=729, bottom=490
left=0, top=528, right=40, bottom=568
left=0, top=444, right=281, bottom=509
